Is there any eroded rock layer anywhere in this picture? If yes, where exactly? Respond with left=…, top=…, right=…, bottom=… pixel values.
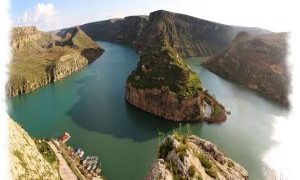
left=76, top=10, right=270, bottom=122
left=146, top=134, right=248, bottom=180
left=9, top=118, right=60, bottom=179
left=80, top=10, right=268, bottom=57
left=80, top=10, right=269, bottom=58
left=203, top=32, right=289, bottom=107
left=126, top=41, right=226, bottom=122
left=7, top=26, right=104, bottom=96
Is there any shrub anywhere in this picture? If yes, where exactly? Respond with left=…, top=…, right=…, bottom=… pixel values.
left=176, top=143, right=187, bottom=162
left=188, top=165, right=196, bottom=177
left=158, top=138, right=173, bottom=159
left=34, top=139, right=58, bottom=167
left=195, top=152, right=212, bottom=169
left=205, top=168, right=218, bottom=178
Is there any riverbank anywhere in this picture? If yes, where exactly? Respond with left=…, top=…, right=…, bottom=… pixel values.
left=48, top=141, right=78, bottom=180
left=7, top=26, right=103, bottom=97
left=8, top=41, right=288, bottom=179
left=50, top=138, right=103, bottom=180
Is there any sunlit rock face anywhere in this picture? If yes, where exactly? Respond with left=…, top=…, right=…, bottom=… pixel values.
left=146, top=134, right=248, bottom=180
left=9, top=118, right=60, bottom=179
left=203, top=32, right=290, bottom=107
left=7, top=26, right=104, bottom=97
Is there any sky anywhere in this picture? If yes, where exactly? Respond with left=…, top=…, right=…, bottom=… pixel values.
left=10, top=0, right=297, bottom=32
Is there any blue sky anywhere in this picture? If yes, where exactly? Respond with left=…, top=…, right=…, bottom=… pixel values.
left=10, top=0, right=294, bottom=32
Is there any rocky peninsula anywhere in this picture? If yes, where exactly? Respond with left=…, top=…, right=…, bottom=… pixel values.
left=7, top=26, right=103, bottom=96
left=75, top=10, right=271, bottom=122
left=203, top=32, right=289, bottom=107
left=146, top=133, right=248, bottom=180
left=125, top=40, right=226, bottom=122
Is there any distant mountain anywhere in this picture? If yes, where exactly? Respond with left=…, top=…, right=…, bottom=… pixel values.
left=60, top=10, right=279, bottom=121
left=203, top=32, right=289, bottom=107
left=80, top=10, right=269, bottom=57
left=73, top=10, right=270, bottom=122
left=7, top=26, right=103, bottom=96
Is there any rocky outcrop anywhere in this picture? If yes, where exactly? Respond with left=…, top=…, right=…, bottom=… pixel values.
left=125, top=41, right=226, bottom=122
left=125, top=83, right=225, bottom=122
left=7, top=26, right=104, bottom=97
left=76, top=10, right=270, bottom=122
left=203, top=32, right=289, bottom=107
left=9, top=118, right=60, bottom=179
left=146, top=134, right=248, bottom=180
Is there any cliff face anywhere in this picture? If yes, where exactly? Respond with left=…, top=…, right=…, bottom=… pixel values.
left=146, top=134, right=248, bottom=180
left=76, top=10, right=271, bottom=122
left=9, top=118, right=60, bottom=179
left=126, top=40, right=226, bottom=122
left=80, top=10, right=269, bottom=57
left=203, top=32, right=289, bottom=107
left=7, top=26, right=104, bottom=97
left=80, top=16, right=148, bottom=47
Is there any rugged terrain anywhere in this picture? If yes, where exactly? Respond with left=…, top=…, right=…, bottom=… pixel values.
left=7, top=26, right=103, bottom=96
left=80, top=10, right=269, bottom=58
left=146, top=133, right=248, bottom=180
left=80, top=10, right=262, bottom=122
left=9, top=117, right=60, bottom=179
left=203, top=32, right=289, bottom=107
left=126, top=40, right=226, bottom=122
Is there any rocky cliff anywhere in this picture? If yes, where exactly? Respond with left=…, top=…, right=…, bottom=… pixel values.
left=7, top=26, right=104, bottom=96
left=80, top=10, right=269, bottom=57
left=203, top=32, right=289, bottom=107
left=146, top=134, right=248, bottom=180
left=9, top=118, right=60, bottom=179
left=126, top=41, right=226, bottom=122
left=77, top=10, right=271, bottom=122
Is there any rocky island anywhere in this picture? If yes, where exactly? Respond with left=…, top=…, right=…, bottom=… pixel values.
left=146, top=133, right=248, bottom=180
left=203, top=32, right=289, bottom=107
left=7, top=26, right=103, bottom=96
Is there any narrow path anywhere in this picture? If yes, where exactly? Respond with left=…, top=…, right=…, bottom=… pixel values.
left=48, top=141, right=78, bottom=180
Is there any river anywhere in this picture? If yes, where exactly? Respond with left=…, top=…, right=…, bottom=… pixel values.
left=8, top=41, right=289, bottom=180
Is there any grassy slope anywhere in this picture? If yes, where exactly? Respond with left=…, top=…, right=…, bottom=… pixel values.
left=128, top=41, right=202, bottom=97
left=9, top=26, right=101, bottom=91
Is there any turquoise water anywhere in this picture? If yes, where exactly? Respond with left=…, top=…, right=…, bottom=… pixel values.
left=8, top=41, right=288, bottom=180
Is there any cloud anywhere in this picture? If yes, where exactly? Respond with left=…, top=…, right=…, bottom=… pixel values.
left=15, top=3, right=58, bottom=31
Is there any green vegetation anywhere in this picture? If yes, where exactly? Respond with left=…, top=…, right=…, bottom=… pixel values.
left=188, top=165, right=196, bottom=177
left=13, top=150, right=27, bottom=170
left=211, top=104, right=222, bottom=118
left=34, top=139, right=58, bottom=168
left=127, top=41, right=202, bottom=97
left=62, top=27, right=99, bottom=49
left=158, top=124, right=192, bottom=161
left=165, top=161, right=183, bottom=180
left=205, top=168, right=218, bottom=178
left=176, top=143, right=187, bottom=162
left=195, top=152, right=218, bottom=178
left=158, top=137, right=174, bottom=159
left=9, top=26, right=102, bottom=96
left=195, top=152, right=212, bottom=169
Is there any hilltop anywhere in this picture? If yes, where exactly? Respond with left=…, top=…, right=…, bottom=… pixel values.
left=146, top=133, right=248, bottom=179
left=203, top=32, right=289, bottom=107
left=7, top=26, right=103, bottom=96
